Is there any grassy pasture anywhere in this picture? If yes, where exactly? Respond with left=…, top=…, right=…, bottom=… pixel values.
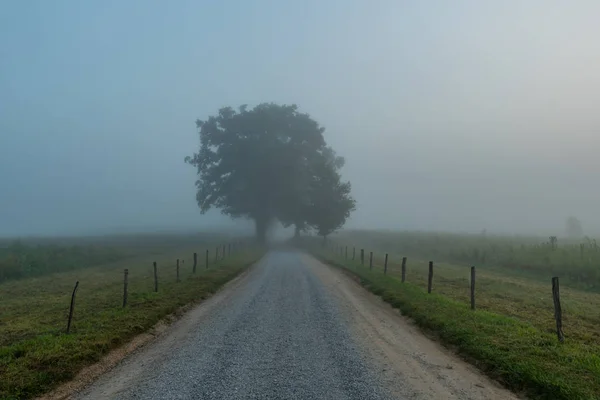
left=0, top=232, right=233, bottom=281
left=306, top=230, right=600, bottom=399
left=0, top=233, right=263, bottom=400
left=337, top=230, right=600, bottom=291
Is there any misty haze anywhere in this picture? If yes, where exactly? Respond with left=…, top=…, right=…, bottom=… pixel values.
left=2, top=1, right=599, bottom=237
left=2, top=2, right=600, bottom=400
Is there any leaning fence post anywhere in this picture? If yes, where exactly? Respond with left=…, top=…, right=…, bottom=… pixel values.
left=123, top=269, right=129, bottom=308
left=193, top=252, right=197, bottom=273
left=206, top=249, right=209, bottom=269
left=66, top=281, right=79, bottom=334
left=384, top=253, right=388, bottom=274
left=176, top=259, right=180, bottom=282
left=369, top=252, right=373, bottom=270
left=153, top=262, right=158, bottom=292
left=361, top=249, right=364, bottom=265
left=470, top=266, right=476, bottom=310
left=552, top=277, right=565, bottom=342
left=401, top=257, right=407, bottom=282
left=428, top=261, right=433, bottom=293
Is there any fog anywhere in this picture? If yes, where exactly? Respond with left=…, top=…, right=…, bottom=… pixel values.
left=2, top=1, right=600, bottom=238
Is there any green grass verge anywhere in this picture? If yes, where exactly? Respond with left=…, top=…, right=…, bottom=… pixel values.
left=313, top=251, right=600, bottom=400
left=0, top=247, right=264, bottom=400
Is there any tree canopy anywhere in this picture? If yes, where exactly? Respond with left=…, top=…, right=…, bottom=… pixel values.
left=185, top=103, right=355, bottom=242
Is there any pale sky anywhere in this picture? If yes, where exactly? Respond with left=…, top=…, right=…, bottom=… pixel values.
left=1, top=1, right=599, bottom=237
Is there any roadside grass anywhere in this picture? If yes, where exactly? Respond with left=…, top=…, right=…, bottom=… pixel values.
left=0, top=245, right=264, bottom=400
left=305, top=242, right=600, bottom=400
left=372, top=254, right=600, bottom=347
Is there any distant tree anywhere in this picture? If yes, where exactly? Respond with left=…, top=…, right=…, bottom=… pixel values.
left=566, top=216, right=584, bottom=239
left=549, top=236, right=558, bottom=250
left=185, top=103, right=354, bottom=243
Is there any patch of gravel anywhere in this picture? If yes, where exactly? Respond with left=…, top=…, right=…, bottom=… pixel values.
left=77, top=250, right=395, bottom=400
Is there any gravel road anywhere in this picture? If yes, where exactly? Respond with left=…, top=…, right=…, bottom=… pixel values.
left=72, top=250, right=518, bottom=400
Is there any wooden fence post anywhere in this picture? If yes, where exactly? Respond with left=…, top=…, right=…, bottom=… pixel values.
left=352, top=246, right=356, bottom=260
left=193, top=252, right=197, bottom=273
left=66, top=281, right=79, bottom=334
left=361, top=249, right=364, bottom=265
left=552, top=277, right=565, bottom=342
left=176, top=259, right=180, bottom=282
left=153, top=262, right=158, bottom=292
left=369, top=252, right=373, bottom=270
left=206, top=249, right=209, bottom=269
left=401, top=257, right=407, bottom=283
left=470, top=266, right=476, bottom=310
left=384, top=253, right=388, bottom=274
left=123, top=269, right=129, bottom=308
left=427, top=261, right=433, bottom=293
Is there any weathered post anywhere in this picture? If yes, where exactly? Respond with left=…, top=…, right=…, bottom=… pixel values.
left=470, top=266, right=476, bottom=310
left=361, top=249, right=364, bottom=265
left=123, top=269, right=129, bottom=308
left=552, top=277, right=565, bottom=342
left=352, top=246, right=356, bottom=260
left=66, top=281, right=79, bottom=334
left=153, top=262, right=158, bottom=292
left=176, top=259, right=180, bottom=283
left=384, top=253, right=388, bottom=274
left=206, top=249, right=209, bottom=269
left=369, top=252, right=373, bottom=270
left=401, top=257, right=407, bottom=283
left=193, top=252, right=198, bottom=273
left=427, top=261, right=433, bottom=293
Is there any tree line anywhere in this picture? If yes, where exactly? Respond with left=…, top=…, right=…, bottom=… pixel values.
left=185, top=103, right=355, bottom=243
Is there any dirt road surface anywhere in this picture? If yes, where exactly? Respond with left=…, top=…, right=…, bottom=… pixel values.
left=70, top=250, right=519, bottom=400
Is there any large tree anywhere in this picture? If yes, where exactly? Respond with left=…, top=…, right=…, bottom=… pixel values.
left=305, top=147, right=356, bottom=240
left=185, top=103, right=342, bottom=243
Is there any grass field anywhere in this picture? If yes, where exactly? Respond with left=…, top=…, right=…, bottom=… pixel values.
left=338, top=230, right=600, bottom=292
left=0, top=234, right=264, bottom=400
left=302, top=231, right=600, bottom=400
left=0, top=232, right=232, bottom=281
